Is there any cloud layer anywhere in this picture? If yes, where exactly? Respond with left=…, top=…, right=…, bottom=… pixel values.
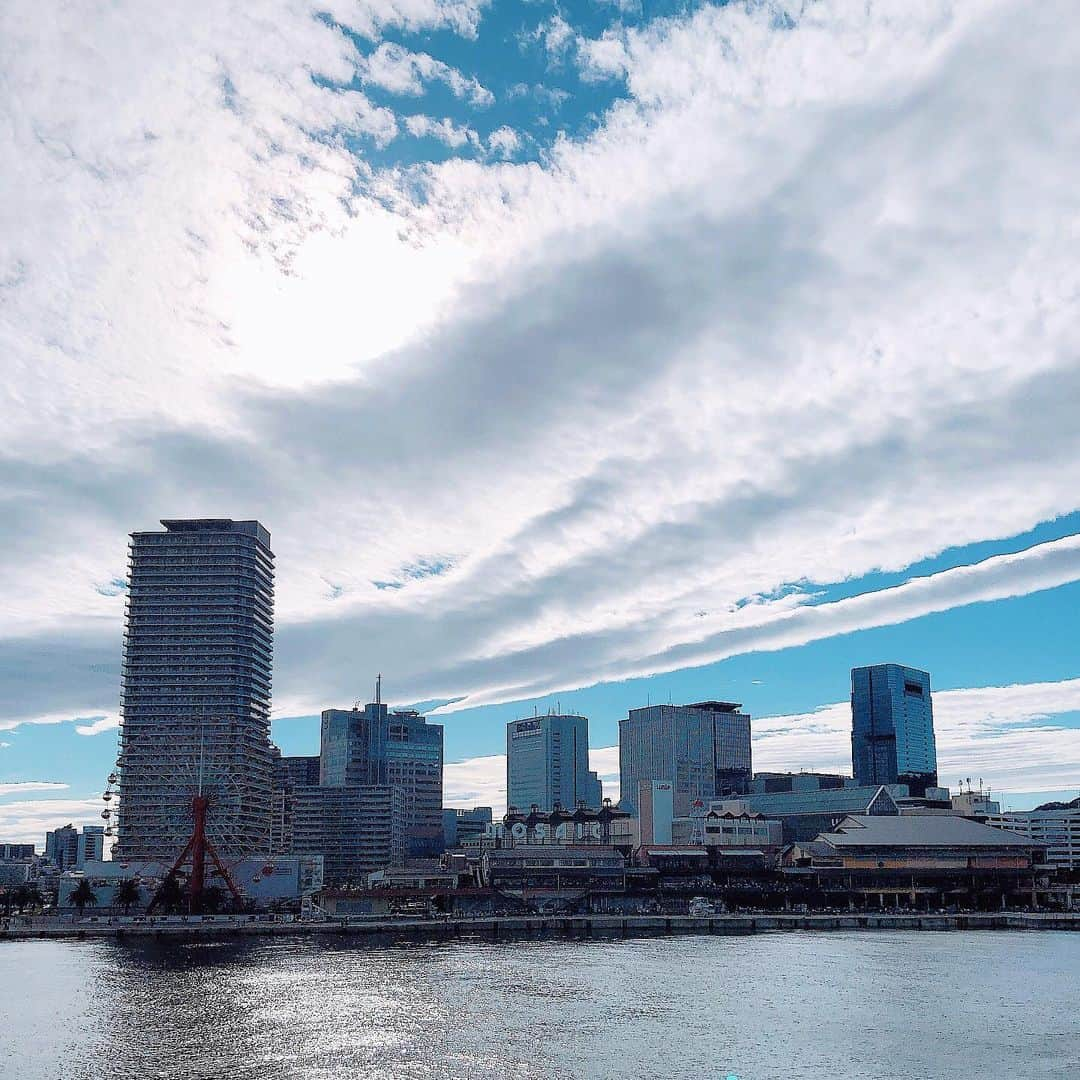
left=2, top=1, right=1079, bottom=767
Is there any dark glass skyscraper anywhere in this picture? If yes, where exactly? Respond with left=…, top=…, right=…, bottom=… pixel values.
left=851, top=663, right=938, bottom=796
left=115, top=519, right=275, bottom=861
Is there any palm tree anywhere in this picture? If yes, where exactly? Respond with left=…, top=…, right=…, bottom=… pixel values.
left=114, top=878, right=141, bottom=915
left=11, top=884, right=31, bottom=914
left=69, top=879, right=98, bottom=917
left=200, top=885, right=226, bottom=915
left=153, top=875, right=186, bottom=915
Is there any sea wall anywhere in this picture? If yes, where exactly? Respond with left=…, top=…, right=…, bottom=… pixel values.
left=2, top=911, right=1077, bottom=942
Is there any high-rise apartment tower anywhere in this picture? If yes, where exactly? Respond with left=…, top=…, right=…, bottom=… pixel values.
left=115, top=519, right=275, bottom=861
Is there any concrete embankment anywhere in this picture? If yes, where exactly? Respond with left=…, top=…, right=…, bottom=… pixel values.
left=2, top=911, right=1077, bottom=942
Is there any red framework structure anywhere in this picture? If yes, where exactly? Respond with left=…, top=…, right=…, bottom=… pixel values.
left=147, top=794, right=244, bottom=914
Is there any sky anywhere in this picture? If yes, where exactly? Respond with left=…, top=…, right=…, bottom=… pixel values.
left=2, top=0, right=1079, bottom=845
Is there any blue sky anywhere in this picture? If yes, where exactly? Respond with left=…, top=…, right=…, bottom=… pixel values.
left=2, top=0, right=1080, bottom=841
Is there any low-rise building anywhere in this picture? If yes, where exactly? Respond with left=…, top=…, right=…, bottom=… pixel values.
left=787, top=814, right=1043, bottom=871
left=715, top=785, right=903, bottom=843
left=482, top=844, right=628, bottom=897
left=443, top=806, right=493, bottom=850
left=0, top=844, right=35, bottom=860
left=982, top=806, right=1080, bottom=871
left=700, top=810, right=782, bottom=848
left=749, top=772, right=857, bottom=794
left=57, top=855, right=324, bottom=912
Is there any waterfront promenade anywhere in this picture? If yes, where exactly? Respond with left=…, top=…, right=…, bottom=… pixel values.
left=2, top=910, right=1077, bottom=942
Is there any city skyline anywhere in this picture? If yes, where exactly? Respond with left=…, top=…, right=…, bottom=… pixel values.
left=4, top=0, right=1080, bottom=842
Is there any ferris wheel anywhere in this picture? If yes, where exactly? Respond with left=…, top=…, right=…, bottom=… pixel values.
left=103, top=733, right=252, bottom=913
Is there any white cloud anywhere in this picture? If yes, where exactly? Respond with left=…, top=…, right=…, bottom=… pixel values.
left=523, top=14, right=576, bottom=61
left=0, top=797, right=104, bottom=846
left=487, top=126, right=521, bottom=158
left=3, top=0, right=1080, bottom=750
left=0, top=782, right=70, bottom=796
left=444, top=753, right=506, bottom=807
left=74, top=715, right=121, bottom=736
left=359, top=42, right=494, bottom=105
left=403, top=114, right=482, bottom=148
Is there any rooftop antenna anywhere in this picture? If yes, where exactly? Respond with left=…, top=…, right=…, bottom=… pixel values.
left=375, top=673, right=382, bottom=705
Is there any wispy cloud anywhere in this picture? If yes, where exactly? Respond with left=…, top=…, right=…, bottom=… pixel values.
left=0, top=781, right=69, bottom=797
left=73, top=715, right=120, bottom=736
left=359, top=43, right=494, bottom=106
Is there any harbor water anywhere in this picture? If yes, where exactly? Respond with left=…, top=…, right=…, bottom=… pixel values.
left=2, top=930, right=1078, bottom=1079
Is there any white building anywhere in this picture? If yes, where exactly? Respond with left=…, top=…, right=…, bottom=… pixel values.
left=983, top=807, right=1080, bottom=870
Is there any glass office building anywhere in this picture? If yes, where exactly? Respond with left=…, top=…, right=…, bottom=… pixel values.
left=506, top=714, right=603, bottom=813
left=115, top=519, right=275, bottom=861
left=318, top=699, right=443, bottom=857
left=387, top=709, right=444, bottom=858
left=619, top=701, right=752, bottom=816
left=851, top=663, right=938, bottom=796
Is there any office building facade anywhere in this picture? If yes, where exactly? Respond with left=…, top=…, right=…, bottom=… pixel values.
left=270, top=751, right=321, bottom=854
left=290, top=785, right=404, bottom=886
left=0, top=844, right=36, bottom=861
left=319, top=700, right=444, bottom=858
left=851, top=664, right=938, bottom=796
left=637, top=780, right=675, bottom=846
left=77, top=826, right=105, bottom=867
left=619, top=701, right=752, bottom=816
left=506, top=714, right=603, bottom=813
left=443, top=806, right=493, bottom=849
left=983, top=807, right=1080, bottom=871
left=320, top=704, right=388, bottom=787
left=44, top=824, right=103, bottom=870
left=45, top=825, right=79, bottom=870
left=115, top=519, right=276, bottom=861
left=387, top=710, right=444, bottom=857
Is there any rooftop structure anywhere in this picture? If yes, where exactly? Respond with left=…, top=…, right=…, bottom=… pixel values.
left=716, top=785, right=902, bottom=843
left=788, top=814, right=1043, bottom=873
left=749, top=772, right=857, bottom=794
